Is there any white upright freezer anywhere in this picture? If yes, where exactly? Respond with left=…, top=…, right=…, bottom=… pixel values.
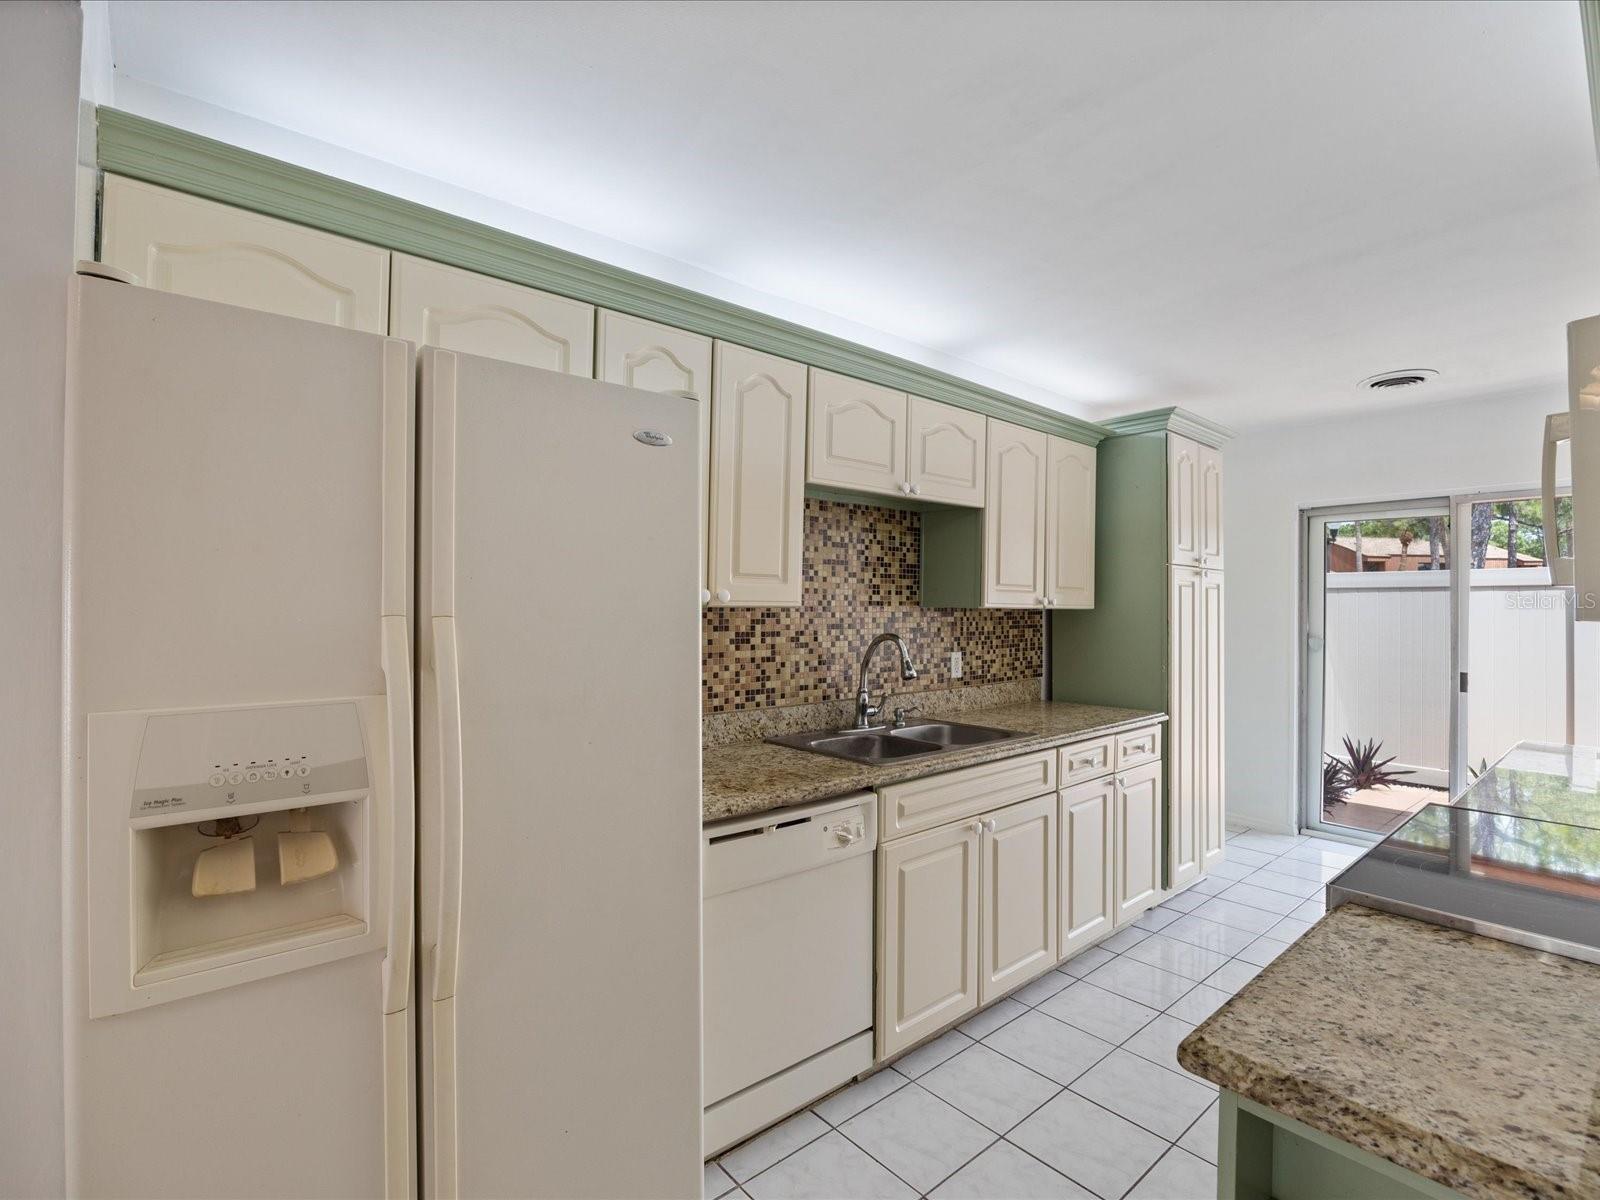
left=416, top=346, right=703, bottom=1199
left=63, top=275, right=415, bottom=1198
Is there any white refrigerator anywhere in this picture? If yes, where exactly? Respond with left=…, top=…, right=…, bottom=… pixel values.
left=63, top=275, right=703, bottom=1198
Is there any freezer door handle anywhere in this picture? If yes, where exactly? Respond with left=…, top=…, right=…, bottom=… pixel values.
left=432, top=615, right=465, bottom=1003
left=380, top=614, right=415, bottom=1016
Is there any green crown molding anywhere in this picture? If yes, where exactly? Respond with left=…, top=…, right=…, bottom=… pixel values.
left=1101, top=406, right=1234, bottom=448
left=1583, top=0, right=1600, bottom=170
left=96, top=107, right=1107, bottom=447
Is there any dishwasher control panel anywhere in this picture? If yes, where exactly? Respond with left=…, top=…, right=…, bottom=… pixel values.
left=703, top=792, right=877, bottom=899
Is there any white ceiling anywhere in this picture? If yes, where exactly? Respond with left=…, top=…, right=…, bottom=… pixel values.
left=101, top=0, right=1600, bottom=430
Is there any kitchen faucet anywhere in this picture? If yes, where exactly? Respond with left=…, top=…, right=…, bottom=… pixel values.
left=852, top=632, right=919, bottom=730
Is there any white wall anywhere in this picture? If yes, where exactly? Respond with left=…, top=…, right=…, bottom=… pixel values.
left=0, top=2, right=81, bottom=1194
left=1224, top=387, right=1569, bottom=833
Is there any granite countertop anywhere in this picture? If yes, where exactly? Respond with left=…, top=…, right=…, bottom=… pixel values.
left=1177, top=903, right=1600, bottom=1200
left=702, top=698, right=1165, bottom=823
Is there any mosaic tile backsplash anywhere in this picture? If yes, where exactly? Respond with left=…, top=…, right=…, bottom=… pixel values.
left=702, top=498, right=1044, bottom=713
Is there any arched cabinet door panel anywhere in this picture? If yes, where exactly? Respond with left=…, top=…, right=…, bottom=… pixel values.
left=806, top=369, right=907, bottom=497
left=1045, top=437, right=1096, bottom=609
left=983, top=420, right=1048, bottom=608
left=708, top=342, right=807, bottom=607
left=1168, top=433, right=1202, bottom=567
left=100, top=175, right=389, bottom=333
left=391, top=253, right=593, bottom=376
left=909, top=397, right=986, bottom=507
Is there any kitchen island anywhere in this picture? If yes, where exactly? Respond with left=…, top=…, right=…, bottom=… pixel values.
left=1178, top=741, right=1600, bottom=1200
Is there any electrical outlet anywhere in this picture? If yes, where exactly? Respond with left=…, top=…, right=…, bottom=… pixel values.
left=949, top=651, right=963, bottom=679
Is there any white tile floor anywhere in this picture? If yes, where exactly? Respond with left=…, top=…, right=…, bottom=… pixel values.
left=707, top=828, right=1363, bottom=1200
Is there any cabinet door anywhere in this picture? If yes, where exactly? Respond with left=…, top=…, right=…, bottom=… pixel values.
left=99, top=175, right=389, bottom=332
left=983, top=420, right=1048, bottom=608
left=1200, top=570, right=1226, bottom=872
left=806, top=370, right=908, bottom=496
left=1168, top=566, right=1202, bottom=889
left=708, top=342, right=807, bottom=607
left=1199, top=444, right=1224, bottom=570
left=1114, top=762, right=1163, bottom=925
left=1045, top=437, right=1097, bottom=609
left=1059, top=778, right=1114, bottom=957
left=596, top=312, right=714, bottom=597
left=877, top=821, right=980, bottom=1059
left=1167, top=433, right=1202, bottom=567
left=907, top=396, right=985, bottom=506
left=390, top=253, right=594, bottom=376
left=980, top=795, right=1058, bottom=1003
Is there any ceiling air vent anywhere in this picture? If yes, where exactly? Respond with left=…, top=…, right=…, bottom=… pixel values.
left=1360, top=369, right=1438, bottom=390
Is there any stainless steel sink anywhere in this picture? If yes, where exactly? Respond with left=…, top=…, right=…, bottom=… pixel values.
left=890, top=722, right=1019, bottom=748
left=767, top=720, right=1029, bottom=765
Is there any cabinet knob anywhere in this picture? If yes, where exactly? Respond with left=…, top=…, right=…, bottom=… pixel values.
left=970, top=821, right=984, bottom=834
left=716, top=589, right=731, bottom=604
left=900, top=481, right=913, bottom=495
left=910, top=483, right=921, bottom=496
left=700, top=588, right=711, bottom=606
left=982, top=817, right=997, bottom=833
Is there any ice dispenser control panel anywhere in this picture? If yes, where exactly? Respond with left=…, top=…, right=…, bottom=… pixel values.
left=129, top=701, right=369, bottom=822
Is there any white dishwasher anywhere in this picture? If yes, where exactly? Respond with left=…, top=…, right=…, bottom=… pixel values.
left=702, top=791, right=877, bottom=1156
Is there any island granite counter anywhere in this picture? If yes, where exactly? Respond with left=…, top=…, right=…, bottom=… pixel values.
left=1177, top=902, right=1600, bottom=1200
left=702, top=696, right=1165, bottom=823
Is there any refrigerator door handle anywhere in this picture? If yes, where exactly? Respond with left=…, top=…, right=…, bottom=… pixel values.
left=432, top=615, right=465, bottom=1003
left=380, top=614, right=415, bottom=1016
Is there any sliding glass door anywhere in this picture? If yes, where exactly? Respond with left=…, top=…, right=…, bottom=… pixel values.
left=1302, top=501, right=1456, bottom=837
left=1300, top=490, right=1579, bottom=837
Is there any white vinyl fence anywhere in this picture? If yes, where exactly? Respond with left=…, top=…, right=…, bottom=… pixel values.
left=1322, top=571, right=1570, bottom=784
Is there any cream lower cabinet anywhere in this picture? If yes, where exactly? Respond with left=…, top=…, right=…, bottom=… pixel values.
left=1113, top=761, right=1164, bottom=925
left=99, top=175, right=390, bottom=333
left=980, top=794, right=1058, bottom=1003
left=1059, top=777, right=1115, bottom=955
left=877, top=819, right=981, bottom=1059
left=708, top=342, right=807, bottom=606
left=877, top=794, right=1059, bottom=1058
left=390, top=253, right=594, bottom=375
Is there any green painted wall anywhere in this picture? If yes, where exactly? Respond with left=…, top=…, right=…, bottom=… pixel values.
left=1050, top=432, right=1169, bottom=711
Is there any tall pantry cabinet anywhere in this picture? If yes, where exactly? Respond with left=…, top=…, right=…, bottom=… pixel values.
left=1051, top=411, right=1228, bottom=890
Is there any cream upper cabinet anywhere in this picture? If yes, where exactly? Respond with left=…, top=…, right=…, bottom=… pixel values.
left=877, top=820, right=980, bottom=1059
left=1114, top=761, right=1163, bottom=926
left=1199, top=443, right=1225, bottom=570
left=1200, top=570, right=1226, bottom=872
left=596, top=312, right=714, bottom=600
left=979, top=795, right=1058, bottom=1003
left=596, top=310, right=712, bottom=399
left=390, top=253, right=594, bottom=376
left=1168, top=565, right=1202, bottom=890
left=99, top=175, right=389, bottom=332
left=1045, top=437, right=1096, bottom=609
left=708, top=342, right=807, bottom=607
left=806, top=370, right=908, bottom=496
left=908, top=397, right=986, bottom=506
left=1168, top=433, right=1202, bottom=567
left=1059, top=776, right=1115, bottom=956
left=983, top=420, right=1049, bottom=607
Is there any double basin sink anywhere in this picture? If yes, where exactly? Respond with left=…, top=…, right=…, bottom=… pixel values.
left=768, top=720, right=1030, bottom=765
